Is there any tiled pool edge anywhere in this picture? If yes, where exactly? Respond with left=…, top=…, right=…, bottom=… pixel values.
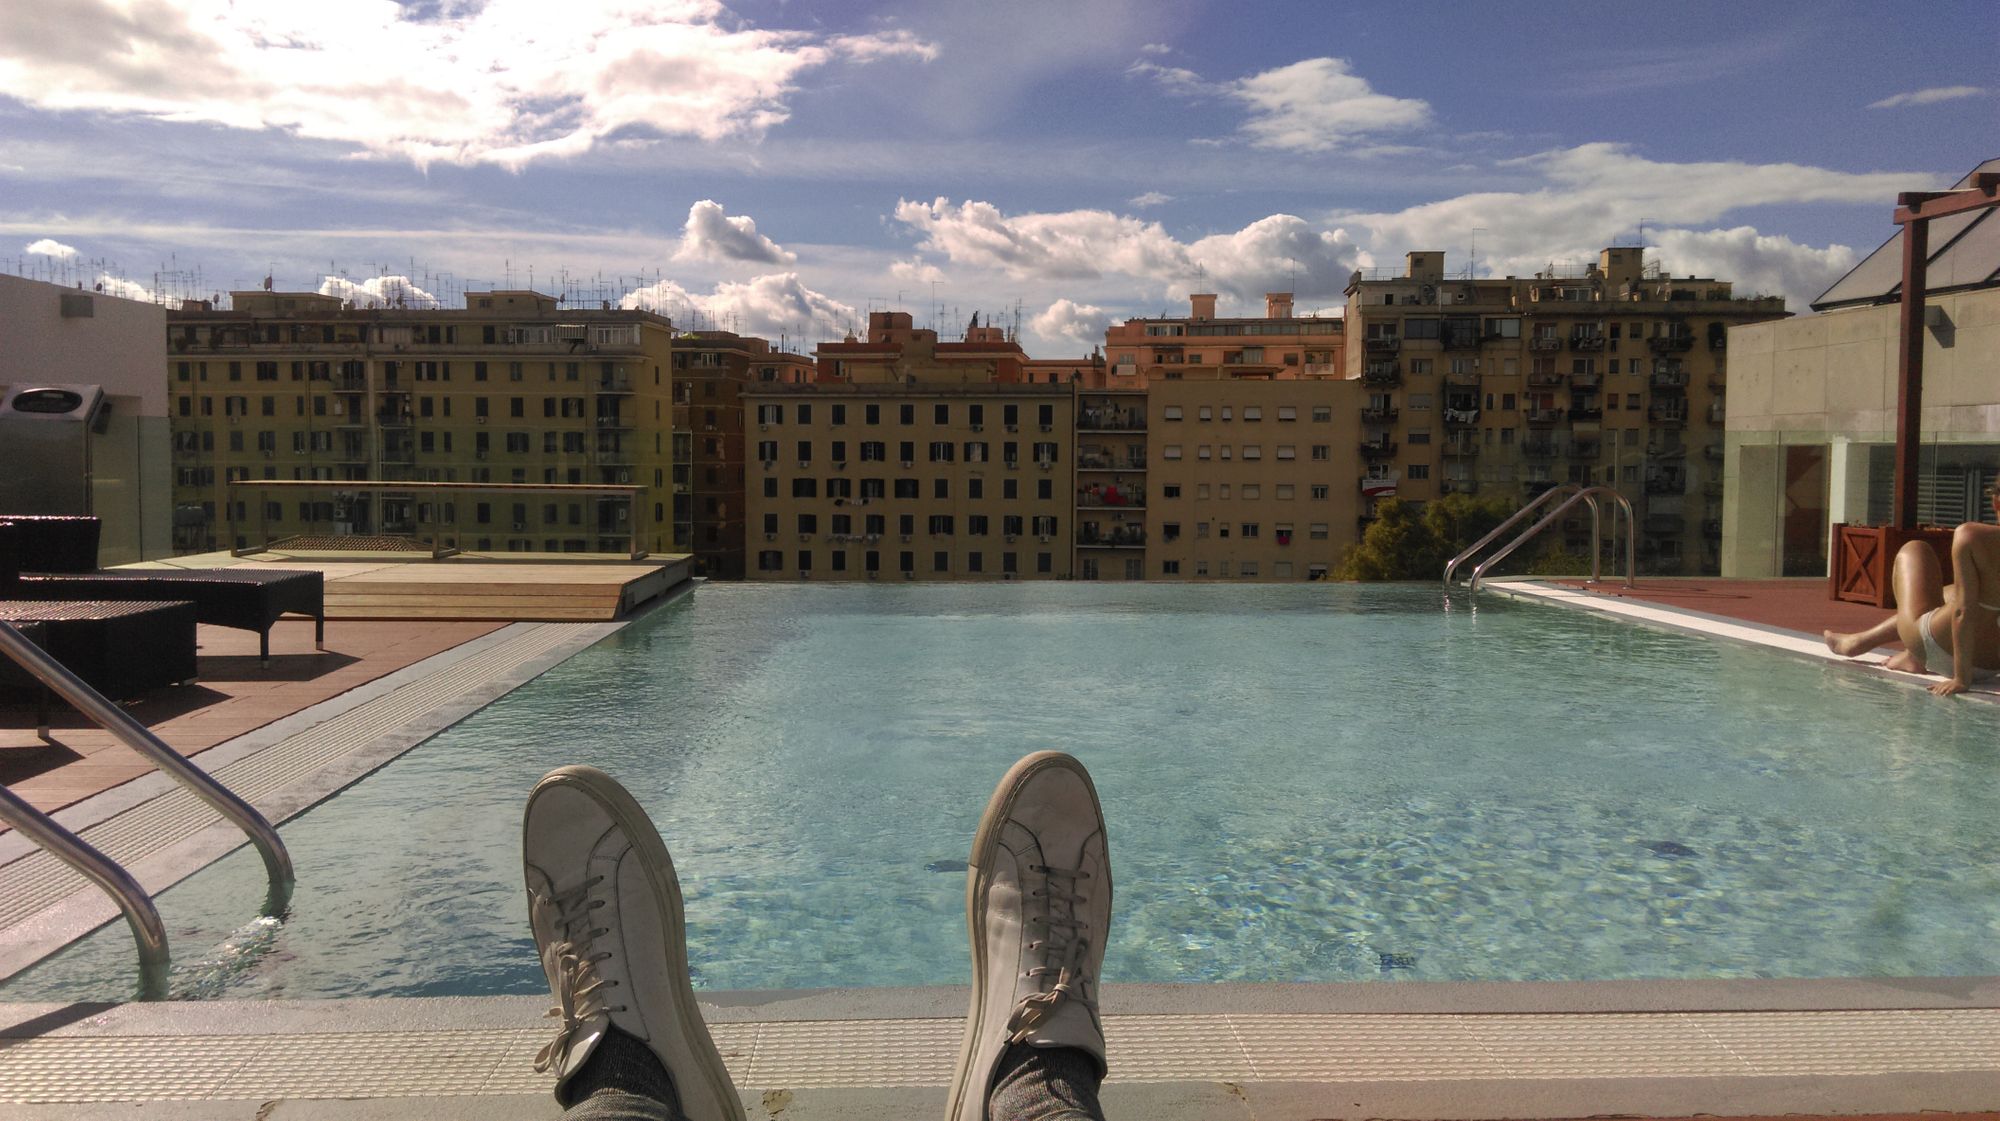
left=0, top=581, right=701, bottom=983
left=3, top=985, right=1999, bottom=1118
left=1489, top=578, right=2000, bottom=705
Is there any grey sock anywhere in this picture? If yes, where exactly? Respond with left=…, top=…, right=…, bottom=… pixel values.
left=559, top=1025, right=688, bottom=1121
left=986, top=1042, right=1106, bottom=1121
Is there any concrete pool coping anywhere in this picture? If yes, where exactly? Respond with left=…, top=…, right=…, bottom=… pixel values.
left=6, top=579, right=2000, bottom=1117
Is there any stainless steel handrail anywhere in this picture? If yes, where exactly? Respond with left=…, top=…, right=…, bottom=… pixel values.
left=0, top=784, right=169, bottom=1000
left=1442, top=483, right=1582, bottom=586
left=0, top=622, right=294, bottom=911
left=1466, top=486, right=1637, bottom=592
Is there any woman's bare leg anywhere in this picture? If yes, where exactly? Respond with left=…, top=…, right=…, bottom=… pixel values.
left=1825, top=542, right=1948, bottom=668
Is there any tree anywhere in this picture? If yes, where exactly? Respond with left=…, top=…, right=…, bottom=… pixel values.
left=1336, top=492, right=1521, bottom=581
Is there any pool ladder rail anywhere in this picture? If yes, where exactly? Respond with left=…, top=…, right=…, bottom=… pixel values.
left=0, top=620, right=294, bottom=1000
left=1443, top=483, right=1637, bottom=592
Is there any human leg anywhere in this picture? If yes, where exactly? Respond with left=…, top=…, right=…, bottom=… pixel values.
left=948, top=751, right=1111, bottom=1121
left=1825, top=542, right=1948, bottom=664
left=524, top=765, right=744, bottom=1121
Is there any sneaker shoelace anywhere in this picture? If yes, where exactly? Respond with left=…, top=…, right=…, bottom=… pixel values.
left=1005, top=862, right=1095, bottom=1044
left=532, top=876, right=625, bottom=1077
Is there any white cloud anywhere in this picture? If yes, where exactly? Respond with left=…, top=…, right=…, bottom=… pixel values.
left=674, top=200, right=794, bottom=264
left=1868, top=85, right=1987, bottom=109
left=1231, top=58, right=1431, bottom=153
left=1647, top=227, right=1857, bottom=305
left=95, top=273, right=179, bottom=307
left=318, top=274, right=443, bottom=308
left=0, top=0, right=934, bottom=167
left=1137, top=42, right=1172, bottom=56
left=1128, top=191, right=1172, bottom=208
left=25, top=237, right=77, bottom=257
left=892, top=198, right=1360, bottom=308
left=1130, top=55, right=1430, bottom=152
left=889, top=257, right=946, bottom=284
left=621, top=272, right=856, bottom=341
left=1029, top=298, right=1111, bottom=349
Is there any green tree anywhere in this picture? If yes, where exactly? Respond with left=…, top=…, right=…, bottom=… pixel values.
left=1337, top=492, right=1523, bottom=581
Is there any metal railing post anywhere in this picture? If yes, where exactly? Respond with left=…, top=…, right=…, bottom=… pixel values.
left=0, top=622, right=294, bottom=912
left=0, top=785, right=170, bottom=999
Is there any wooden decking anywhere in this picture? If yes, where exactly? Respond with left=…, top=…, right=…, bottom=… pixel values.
left=129, top=551, right=690, bottom=622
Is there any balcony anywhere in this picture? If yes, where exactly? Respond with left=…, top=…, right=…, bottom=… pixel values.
left=1443, top=405, right=1480, bottom=427
left=1077, top=407, right=1145, bottom=432
left=1645, top=473, right=1686, bottom=496
left=1650, top=369, right=1690, bottom=390
left=376, top=410, right=412, bottom=428
left=1567, top=404, right=1603, bottom=421
left=1708, top=374, right=1728, bottom=392
left=1523, top=479, right=1561, bottom=497
left=1703, top=519, right=1723, bottom=539
left=1648, top=442, right=1687, bottom=459
left=1705, top=479, right=1725, bottom=498
left=1076, top=526, right=1146, bottom=548
left=1521, top=439, right=1558, bottom=458
left=1569, top=439, right=1601, bottom=459
left=1440, top=479, right=1479, bottom=495
left=1365, top=336, right=1402, bottom=354
left=1078, top=455, right=1145, bottom=471
left=1706, top=402, right=1726, bottom=424
left=1569, top=334, right=1606, bottom=352
left=334, top=374, right=367, bottom=392
left=1361, top=363, right=1402, bottom=386
left=1526, top=371, right=1567, bottom=388
left=1529, top=336, right=1564, bottom=352
left=1645, top=513, right=1685, bottom=534
left=596, top=372, right=633, bottom=393
left=1649, top=404, right=1689, bottom=426
left=1359, top=473, right=1399, bottom=495
left=1702, top=443, right=1725, bottom=462
left=1440, top=440, right=1481, bottom=458
left=1360, top=406, right=1400, bottom=424
left=1359, top=439, right=1398, bottom=459
left=1076, top=488, right=1145, bottom=508
left=1524, top=407, right=1563, bottom=427
left=594, top=414, right=632, bottom=430
left=1568, top=371, right=1602, bottom=390
left=1442, top=330, right=1480, bottom=351
left=1647, top=335, right=1695, bottom=354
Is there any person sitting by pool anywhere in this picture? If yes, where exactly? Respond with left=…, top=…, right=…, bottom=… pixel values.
left=1824, top=497, right=2000, bottom=697
left=521, top=750, right=1110, bottom=1121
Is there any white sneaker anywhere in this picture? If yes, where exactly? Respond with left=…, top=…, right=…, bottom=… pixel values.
left=523, top=765, right=745, bottom=1121
left=947, top=751, right=1112, bottom=1121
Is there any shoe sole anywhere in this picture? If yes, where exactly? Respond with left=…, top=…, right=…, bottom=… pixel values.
left=945, top=750, right=1107, bottom=1121
left=529, top=765, right=746, bottom=1121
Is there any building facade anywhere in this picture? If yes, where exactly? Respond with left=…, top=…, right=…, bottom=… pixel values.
left=1343, top=249, right=1790, bottom=574
left=1099, top=292, right=1344, bottom=386
left=165, top=290, right=678, bottom=555
left=740, top=384, right=1076, bottom=580
left=671, top=332, right=815, bottom=578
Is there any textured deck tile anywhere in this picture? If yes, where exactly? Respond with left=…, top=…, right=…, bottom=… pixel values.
left=740, top=1018, right=960, bottom=1086
left=1228, top=1013, right=1502, bottom=1080
left=214, top=1028, right=518, bottom=1098
left=1692, top=1010, right=2000, bottom=1075
left=1104, top=1014, right=1255, bottom=1082
left=0, top=1035, right=249, bottom=1101
left=1462, top=1013, right=1748, bottom=1077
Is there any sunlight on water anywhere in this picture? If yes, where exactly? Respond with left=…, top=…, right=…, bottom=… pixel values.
left=9, top=583, right=2000, bottom=1001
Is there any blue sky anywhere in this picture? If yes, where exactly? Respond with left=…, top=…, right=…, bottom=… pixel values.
left=0, top=0, right=1991, bottom=354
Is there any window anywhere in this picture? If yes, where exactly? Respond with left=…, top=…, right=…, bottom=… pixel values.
left=1240, top=562, right=1258, bottom=577
left=1311, top=406, right=1332, bottom=422
left=1038, top=404, right=1054, bottom=427
left=929, top=441, right=955, bottom=462
left=1408, top=430, right=1431, bottom=445
left=900, top=403, right=915, bottom=424
left=1163, top=406, right=1183, bottom=421
left=1032, top=442, right=1058, bottom=464
left=1162, top=522, right=1181, bottom=542
left=831, top=404, right=846, bottom=425
left=796, top=441, right=812, bottom=463
left=969, top=479, right=983, bottom=499
left=1408, top=464, right=1430, bottom=479
left=757, top=440, right=778, bottom=461
left=1241, top=523, right=1260, bottom=538
left=1242, top=485, right=1260, bottom=499
left=1164, top=445, right=1184, bottom=460
left=1003, top=514, right=1024, bottom=536
left=1037, top=479, right=1053, bottom=499
left=792, top=478, right=818, bottom=497
left=1037, top=552, right=1053, bottom=573
left=1162, top=484, right=1181, bottom=499
left=968, top=514, right=989, bottom=535
left=1199, top=406, right=1213, bottom=421
left=1311, top=445, right=1330, bottom=461
left=1276, top=484, right=1295, bottom=499
left=929, top=515, right=955, bottom=535
left=900, top=441, right=916, bottom=462
left=1311, top=484, right=1329, bottom=499
left=1161, top=560, right=1180, bottom=575
left=1195, top=521, right=1210, bottom=538
left=934, top=403, right=950, bottom=424
left=1242, top=446, right=1261, bottom=460
left=894, top=479, right=919, bottom=498
left=861, top=441, right=886, bottom=461
left=933, top=478, right=950, bottom=499
left=861, top=479, right=886, bottom=499
left=1221, top=407, right=1233, bottom=421
left=866, top=404, right=881, bottom=424
left=797, top=513, right=819, bottom=533
left=1407, top=393, right=1432, bottom=410
left=1276, top=445, right=1296, bottom=460
left=1198, top=445, right=1212, bottom=460
left=1243, top=406, right=1261, bottom=421
left=1195, top=560, right=1209, bottom=576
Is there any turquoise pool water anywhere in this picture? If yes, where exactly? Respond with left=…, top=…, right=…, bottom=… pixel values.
left=8, top=583, right=2000, bottom=1001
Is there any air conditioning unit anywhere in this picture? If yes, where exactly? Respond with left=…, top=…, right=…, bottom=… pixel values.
left=971, top=424, right=983, bottom=432
left=615, top=469, right=631, bottom=483
left=761, top=460, right=775, bottom=469
left=1006, top=424, right=1019, bottom=433
left=1039, top=535, right=1052, bottom=543
left=1038, top=461, right=1052, bottom=470
left=903, top=571, right=915, bottom=580
left=867, top=571, right=879, bottom=580
left=1040, top=424, right=1053, bottom=432
left=835, top=461, right=847, bottom=469
left=798, top=570, right=811, bottom=579
left=475, top=416, right=487, bottom=424
left=1005, top=534, right=1017, bottom=543
left=1006, top=461, right=1019, bottom=470
left=512, top=521, right=527, bottom=531
left=759, top=423, right=769, bottom=431
left=799, top=460, right=810, bottom=469
left=900, top=460, right=913, bottom=469
left=799, top=533, right=812, bottom=543
left=865, top=533, right=880, bottom=543
left=1003, top=572, right=1017, bottom=581
left=765, top=532, right=777, bottom=541
left=475, top=451, right=487, bottom=460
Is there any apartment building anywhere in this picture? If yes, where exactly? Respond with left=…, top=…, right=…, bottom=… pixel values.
left=1099, top=292, right=1345, bottom=386
left=166, top=290, right=678, bottom=554
left=1343, top=250, right=1789, bottom=574
left=740, top=383, right=1075, bottom=580
left=670, top=331, right=815, bottom=578
left=816, top=311, right=1033, bottom=385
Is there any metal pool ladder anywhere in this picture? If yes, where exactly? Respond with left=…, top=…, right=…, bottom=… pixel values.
left=0, top=620, right=294, bottom=1000
left=1443, top=483, right=1637, bottom=592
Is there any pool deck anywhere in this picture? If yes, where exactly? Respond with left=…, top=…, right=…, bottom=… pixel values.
left=3, top=574, right=2000, bottom=1118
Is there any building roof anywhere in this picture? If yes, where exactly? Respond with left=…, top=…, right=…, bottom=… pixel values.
left=1813, top=157, right=2000, bottom=311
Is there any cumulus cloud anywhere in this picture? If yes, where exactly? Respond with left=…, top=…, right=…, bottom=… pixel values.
left=319, top=274, right=443, bottom=308
left=1030, top=298, right=1111, bottom=349
left=889, top=257, right=946, bottom=284
left=25, top=237, right=77, bottom=257
left=1868, top=85, right=1987, bottom=109
left=0, top=0, right=935, bottom=167
left=1128, top=191, right=1172, bottom=208
left=95, top=274, right=180, bottom=307
left=1137, top=42, right=1172, bottom=56
left=1130, top=55, right=1430, bottom=151
left=1647, top=227, right=1857, bottom=306
left=893, top=198, right=1359, bottom=307
left=674, top=200, right=794, bottom=264
left=621, top=272, right=856, bottom=341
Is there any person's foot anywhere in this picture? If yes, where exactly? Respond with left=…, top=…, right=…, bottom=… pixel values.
left=1824, top=629, right=1875, bottom=657
left=947, top=751, right=1112, bottom=1121
left=523, top=765, right=745, bottom=1121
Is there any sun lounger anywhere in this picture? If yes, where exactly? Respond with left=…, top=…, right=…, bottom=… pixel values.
left=0, top=516, right=324, bottom=665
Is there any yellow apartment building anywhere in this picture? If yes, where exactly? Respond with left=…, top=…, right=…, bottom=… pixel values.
left=1099, top=292, right=1345, bottom=385
left=740, top=383, right=1076, bottom=580
left=166, top=290, right=679, bottom=555
left=1343, top=250, right=1789, bottom=574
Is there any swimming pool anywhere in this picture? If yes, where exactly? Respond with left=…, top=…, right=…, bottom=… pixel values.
left=8, top=583, right=2000, bottom=1001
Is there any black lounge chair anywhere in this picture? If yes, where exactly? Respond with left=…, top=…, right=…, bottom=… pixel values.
left=0, top=599, right=199, bottom=701
left=0, top=516, right=324, bottom=665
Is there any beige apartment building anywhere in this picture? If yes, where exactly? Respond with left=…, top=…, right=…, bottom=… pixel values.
left=670, top=332, right=816, bottom=578
left=1100, top=292, right=1345, bottom=385
left=740, top=383, right=1076, bottom=580
left=1344, top=250, right=1789, bottom=574
left=166, top=290, right=679, bottom=554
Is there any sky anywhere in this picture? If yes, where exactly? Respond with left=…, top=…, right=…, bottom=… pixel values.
left=0, top=0, right=1992, bottom=356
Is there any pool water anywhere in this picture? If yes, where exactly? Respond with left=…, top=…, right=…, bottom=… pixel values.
left=9, top=583, right=2000, bottom=1001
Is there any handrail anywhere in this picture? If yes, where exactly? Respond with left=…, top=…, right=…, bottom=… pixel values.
left=1453, top=486, right=1636, bottom=592
left=0, top=784, right=169, bottom=999
left=1442, top=483, right=1582, bottom=586
left=0, top=622, right=294, bottom=913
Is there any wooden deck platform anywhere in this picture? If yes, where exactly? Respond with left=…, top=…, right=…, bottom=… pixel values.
left=124, top=551, right=691, bottom=622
